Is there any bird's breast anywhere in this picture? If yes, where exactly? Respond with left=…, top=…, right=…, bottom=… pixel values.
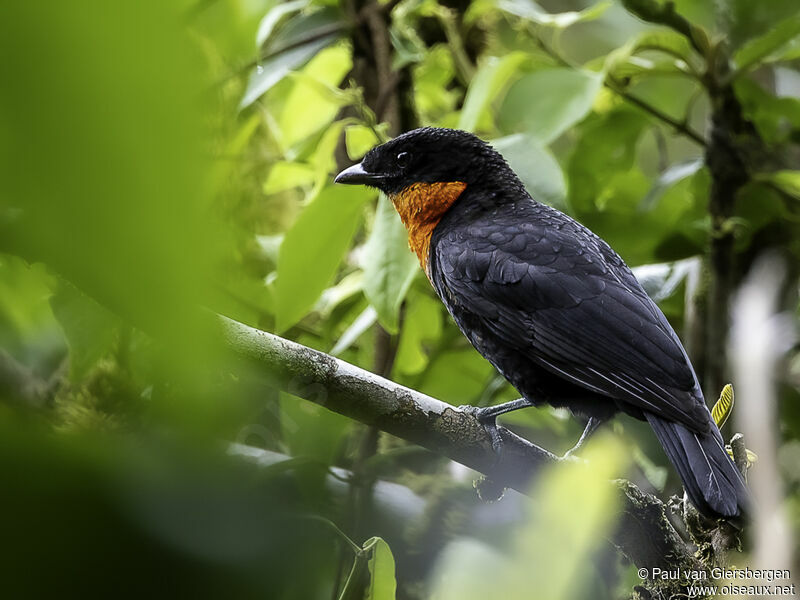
left=389, top=181, right=467, bottom=277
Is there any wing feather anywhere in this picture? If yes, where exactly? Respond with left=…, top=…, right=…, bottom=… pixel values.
left=432, top=201, right=708, bottom=431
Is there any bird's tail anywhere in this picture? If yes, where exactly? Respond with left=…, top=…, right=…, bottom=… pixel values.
left=645, top=413, right=749, bottom=520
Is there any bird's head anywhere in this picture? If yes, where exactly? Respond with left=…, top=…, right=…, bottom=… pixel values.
left=334, top=127, right=512, bottom=196
left=334, top=127, right=521, bottom=273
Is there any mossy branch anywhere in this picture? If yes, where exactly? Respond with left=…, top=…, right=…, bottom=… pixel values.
left=218, top=314, right=725, bottom=590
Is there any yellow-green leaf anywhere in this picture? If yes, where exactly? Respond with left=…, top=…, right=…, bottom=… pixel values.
left=275, top=185, right=374, bottom=332
left=362, top=195, right=418, bottom=334
left=712, top=384, right=734, bottom=428
left=364, top=537, right=397, bottom=600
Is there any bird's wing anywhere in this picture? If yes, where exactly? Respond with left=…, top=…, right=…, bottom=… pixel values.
left=430, top=201, right=708, bottom=431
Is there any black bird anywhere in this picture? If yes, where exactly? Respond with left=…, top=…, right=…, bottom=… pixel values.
left=335, top=127, right=748, bottom=520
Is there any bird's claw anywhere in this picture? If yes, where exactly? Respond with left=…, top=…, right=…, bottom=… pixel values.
left=458, top=405, right=505, bottom=458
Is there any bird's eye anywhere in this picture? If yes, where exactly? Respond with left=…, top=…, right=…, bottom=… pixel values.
left=396, top=152, right=411, bottom=167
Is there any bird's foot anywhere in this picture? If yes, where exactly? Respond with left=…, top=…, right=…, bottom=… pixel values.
left=458, top=405, right=505, bottom=457
left=559, top=416, right=604, bottom=461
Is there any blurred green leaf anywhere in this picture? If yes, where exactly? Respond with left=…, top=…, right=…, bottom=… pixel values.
left=733, top=13, right=800, bottom=73
left=266, top=5, right=344, bottom=53
left=330, top=306, right=378, bottom=356
left=418, top=348, right=495, bottom=405
left=275, top=185, right=373, bottom=332
left=362, top=195, right=419, bottom=334
left=317, top=271, right=365, bottom=320
left=364, top=537, right=397, bottom=600
left=604, top=29, right=697, bottom=81
left=240, top=35, right=338, bottom=109
left=264, top=162, right=317, bottom=194
left=50, top=280, right=120, bottom=381
left=394, top=292, right=442, bottom=375
left=256, top=0, right=311, bottom=48
left=497, top=0, right=611, bottom=28
left=755, top=170, right=800, bottom=199
left=278, top=45, right=352, bottom=148
left=430, top=437, right=628, bottom=600
left=458, top=53, right=527, bottom=132
left=499, top=69, right=603, bottom=143
left=0, top=1, right=220, bottom=352
left=312, top=121, right=348, bottom=185
left=632, top=258, right=698, bottom=302
left=280, top=392, right=352, bottom=464
left=492, top=134, right=567, bottom=208
left=0, top=257, right=57, bottom=353
left=724, top=0, right=800, bottom=50
left=567, top=108, right=648, bottom=214
left=640, top=159, right=703, bottom=210
left=413, top=45, right=459, bottom=124
left=734, top=77, right=800, bottom=144
left=345, top=125, right=384, bottom=160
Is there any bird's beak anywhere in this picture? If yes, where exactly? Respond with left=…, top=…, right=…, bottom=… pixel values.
left=334, top=162, right=387, bottom=185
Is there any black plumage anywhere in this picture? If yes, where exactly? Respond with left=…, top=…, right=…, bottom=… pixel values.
left=336, top=127, right=749, bottom=520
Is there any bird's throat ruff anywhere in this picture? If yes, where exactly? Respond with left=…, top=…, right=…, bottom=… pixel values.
left=389, top=181, right=467, bottom=277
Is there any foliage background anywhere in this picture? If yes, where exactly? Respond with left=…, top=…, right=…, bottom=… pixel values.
left=1, top=0, right=799, bottom=598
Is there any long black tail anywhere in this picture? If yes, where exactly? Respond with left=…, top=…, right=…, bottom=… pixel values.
left=645, top=413, right=749, bottom=520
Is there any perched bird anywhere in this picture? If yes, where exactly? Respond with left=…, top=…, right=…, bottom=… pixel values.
left=335, top=127, right=748, bottom=520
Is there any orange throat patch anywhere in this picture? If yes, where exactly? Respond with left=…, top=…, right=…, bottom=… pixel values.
left=389, top=181, right=467, bottom=277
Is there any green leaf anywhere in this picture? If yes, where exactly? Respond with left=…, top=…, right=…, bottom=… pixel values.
left=755, top=170, right=800, bottom=199
left=362, top=195, right=419, bottom=334
left=279, top=391, right=353, bottom=464
left=603, top=29, right=696, bottom=81
left=311, top=121, right=347, bottom=186
left=278, top=44, right=352, bottom=148
left=734, top=78, right=800, bottom=144
left=239, top=34, right=337, bottom=109
left=50, top=279, right=120, bottom=380
left=567, top=108, right=648, bottom=214
left=345, top=125, right=383, bottom=160
left=458, top=52, right=527, bottom=132
left=255, top=0, right=310, bottom=48
left=413, top=45, right=459, bottom=123
left=364, top=537, right=397, bottom=600
left=640, top=159, right=703, bottom=211
left=499, top=69, right=603, bottom=143
left=733, top=13, right=800, bottom=74
left=394, top=292, right=442, bottom=375
left=492, top=134, right=567, bottom=208
left=631, top=258, right=698, bottom=303
left=497, top=0, right=611, bottom=28
left=263, top=162, right=316, bottom=194
left=330, top=306, right=377, bottom=356
left=275, top=185, right=374, bottom=331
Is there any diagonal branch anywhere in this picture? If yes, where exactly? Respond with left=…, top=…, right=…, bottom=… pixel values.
left=218, top=314, right=706, bottom=580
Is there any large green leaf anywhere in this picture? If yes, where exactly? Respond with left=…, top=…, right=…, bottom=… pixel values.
left=733, top=13, right=800, bottom=74
left=364, top=537, right=397, bottom=600
left=755, top=170, right=800, bottom=199
left=492, top=134, right=567, bottom=208
left=255, top=0, right=310, bottom=48
left=567, top=108, right=648, bottom=214
left=499, top=69, right=603, bottom=144
left=496, top=0, right=611, bottom=28
left=362, top=195, right=419, bottom=334
left=239, top=35, right=337, bottom=109
left=275, top=185, right=374, bottom=332
left=277, top=44, right=352, bottom=149
left=0, top=1, right=220, bottom=351
left=394, top=292, right=442, bottom=376
left=50, top=280, right=120, bottom=381
left=458, top=53, right=527, bottom=132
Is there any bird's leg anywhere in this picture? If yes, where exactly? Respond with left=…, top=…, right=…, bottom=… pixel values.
left=458, top=398, right=533, bottom=455
left=561, top=416, right=605, bottom=459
